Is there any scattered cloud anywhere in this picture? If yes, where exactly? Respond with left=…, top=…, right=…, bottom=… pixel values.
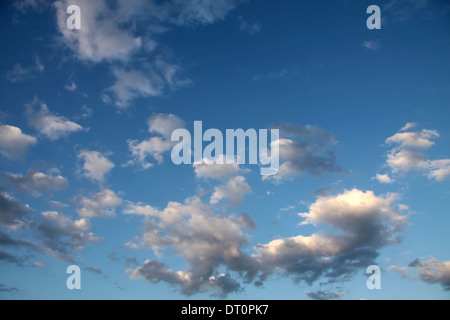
left=373, top=173, right=394, bottom=184
left=77, top=189, right=122, bottom=218
left=25, top=99, right=83, bottom=140
left=37, top=211, right=102, bottom=262
left=0, top=125, right=36, bottom=159
left=78, top=150, right=115, bottom=183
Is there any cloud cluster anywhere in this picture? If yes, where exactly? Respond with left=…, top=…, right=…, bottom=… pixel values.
left=126, top=189, right=407, bottom=297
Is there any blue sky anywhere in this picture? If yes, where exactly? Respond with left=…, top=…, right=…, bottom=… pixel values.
left=0, top=0, right=449, bottom=300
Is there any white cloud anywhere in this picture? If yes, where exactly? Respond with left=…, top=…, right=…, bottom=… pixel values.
left=0, top=125, right=36, bottom=159
left=384, top=124, right=450, bottom=181
left=127, top=113, right=184, bottom=168
left=428, top=159, right=450, bottom=182
left=372, top=173, right=394, bottom=184
left=386, top=129, right=439, bottom=149
left=77, top=189, right=122, bottom=218
left=210, top=176, right=252, bottom=207
left=148, top=113, right=185, bottom=138
left=25, top=99, right=83, bottom=140
left=78, top=150, right=115, bottom=182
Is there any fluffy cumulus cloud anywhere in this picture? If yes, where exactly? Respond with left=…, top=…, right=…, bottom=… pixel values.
left=78, top=150, right=115, bottom=182
left=1, top=169, right=67, bottom=196
left=264, top=122, right=340, bottom=182
left=382, top=124, right=450, bottom=181
left=77, top=189, right=122, bottom=218
left=0, top=125, right=36, bottom=159
left=37, top=211, right=102, bottom=262
left=127, top=113, right=184, bottom=168
left=25, top=99, right=83, bottom=140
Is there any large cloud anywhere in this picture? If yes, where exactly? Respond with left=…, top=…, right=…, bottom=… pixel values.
left=253, top=189, right=408, bottom=285
left=0, top=125, right=36, bottom=159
